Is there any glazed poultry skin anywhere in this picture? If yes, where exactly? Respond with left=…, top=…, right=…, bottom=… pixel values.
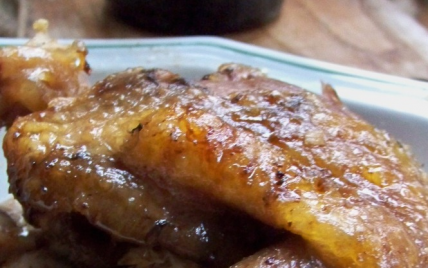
left=0, top=19, right=90, bottom=127
left=2, top=47, right=428, bottom=268
left=3, top=68, right=279, bottom=268
left=121, top=65, right=428, bottom=267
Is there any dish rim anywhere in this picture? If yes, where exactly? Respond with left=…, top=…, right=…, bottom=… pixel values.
left=0, top=36, right=427, bottom=97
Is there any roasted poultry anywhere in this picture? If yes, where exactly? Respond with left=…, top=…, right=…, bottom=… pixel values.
left=2, top=30, right=428, bottom=268
left=3, top=68, right=281, bottom=268
left=0, top=19, right=90, bottom=127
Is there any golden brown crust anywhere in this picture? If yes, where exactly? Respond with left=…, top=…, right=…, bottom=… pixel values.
left=123, top=64, right=428, bottom=267
left=4, top=63, right=428, bottom=267
left=4, top=68, right=271, bottom=267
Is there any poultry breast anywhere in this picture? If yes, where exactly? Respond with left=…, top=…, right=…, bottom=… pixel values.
left=3, top=58, right=428, bottom=267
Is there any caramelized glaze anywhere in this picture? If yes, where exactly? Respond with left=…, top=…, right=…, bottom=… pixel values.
left=4, top=63, right=428, bottom=267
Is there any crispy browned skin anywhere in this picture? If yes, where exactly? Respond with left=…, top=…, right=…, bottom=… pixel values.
left=4, top=63, right=428, bottom=267
left=122, top=64, right=428, bottom=267
left=4, top=68, right=273, bottom=268
left=0, top=20, right=89, bottom=127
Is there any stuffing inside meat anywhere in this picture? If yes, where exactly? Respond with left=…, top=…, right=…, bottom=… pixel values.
left=1, top=24, right=428, bottom=268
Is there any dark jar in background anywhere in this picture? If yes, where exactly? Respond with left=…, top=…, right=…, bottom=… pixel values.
left=107, top=0, right=285, bottom=35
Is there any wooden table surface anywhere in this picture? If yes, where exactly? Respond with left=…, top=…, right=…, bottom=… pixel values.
left=2, top=0, right=428, bottom=80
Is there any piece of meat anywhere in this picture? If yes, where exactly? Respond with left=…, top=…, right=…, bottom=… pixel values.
left=231, top=235, right=327, bottom=268
left=3, top=68, right=276, bottom=268
left=121, top=64, right=428, bottom=267
left=0, top=19, right=90, bottom=127
left=4, top=63, right=428, bottom=267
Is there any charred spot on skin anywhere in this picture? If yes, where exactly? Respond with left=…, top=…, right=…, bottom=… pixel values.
left=145, top=70, right=160, bottom=85
left=222, top=66, right=235, bottom=76
left=275, top=178, right=285, bottom=187
left=276, top=171, right=285, bottom=179
left=130, top=123, right=143, bottom=134
left=84, top=61, right=91, bottom=74
left=172, top=77, right=187, bottom=86
left=275, top=171, right=286, bottom=186
left=201, top=74, right=212, bottom=81
left=65, top=151, right=91, bottom=161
